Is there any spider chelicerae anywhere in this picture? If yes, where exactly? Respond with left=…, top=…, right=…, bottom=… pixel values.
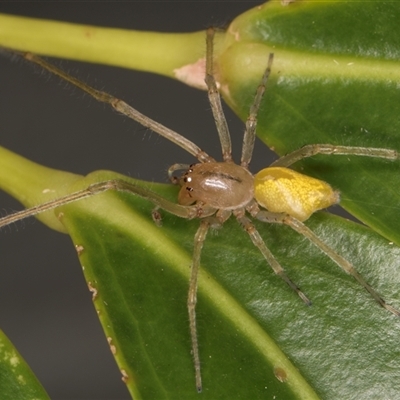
left=1, top=28, right=399, bottom=392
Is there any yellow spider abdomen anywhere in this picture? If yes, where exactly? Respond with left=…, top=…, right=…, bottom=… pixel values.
left=254, top=167, right=340, bottom=221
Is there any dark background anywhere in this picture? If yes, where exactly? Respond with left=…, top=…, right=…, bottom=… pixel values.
left=0, top=2, right=271, bottom=399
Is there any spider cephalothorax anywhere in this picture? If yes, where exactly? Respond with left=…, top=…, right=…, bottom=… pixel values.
left=175, top=162, right=254, bottom=210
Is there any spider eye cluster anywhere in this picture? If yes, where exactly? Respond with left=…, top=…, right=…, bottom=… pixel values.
left=254, top=167, right=340, bottom=221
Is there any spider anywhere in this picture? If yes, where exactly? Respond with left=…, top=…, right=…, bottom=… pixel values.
left=1, top=28, right=399, bottom=392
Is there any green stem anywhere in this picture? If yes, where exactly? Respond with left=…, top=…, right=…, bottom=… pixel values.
left=0, top=146, right=81, bottom=232
left=0, top=13, right=211, bottom=79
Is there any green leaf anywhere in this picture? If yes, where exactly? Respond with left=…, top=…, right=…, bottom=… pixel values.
left=1, top=151, right=399, bottom=397
left=217, top=0, right=400, bottom=244
left=0, top=330, right=50, bottom=399
left=57, top=171, right=320, bottom=399
left=54, top=170, right=400, bottom=398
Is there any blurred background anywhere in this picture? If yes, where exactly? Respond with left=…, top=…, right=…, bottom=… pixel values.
left=0, top=2, right=271, bottom=399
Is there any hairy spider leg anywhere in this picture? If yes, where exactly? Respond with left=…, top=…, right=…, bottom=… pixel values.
left=241, top=53, right=274, bottom=168
left=1, top=47, right=215, bottom=164
left=256, top=211, right=400, bottom=317
left=187, top=219, right=211, bottom=392
left=271, top=144, right=398, bottom=167
left=236, top=213, right=312, bottom=305
left=205, top=28, right=232, bottom=162
left=204, top=28, right=274, bottom=168
left=0, top=179, right=216, bottom=230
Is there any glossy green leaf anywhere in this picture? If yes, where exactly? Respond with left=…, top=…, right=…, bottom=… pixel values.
left=0, top=330, right=49, bottom=399
left=8, top=163, right=386, bottom=399
left=56, top=171, right=320, bottom=399
left=1, top=149, right=399, bottom=397
left=217, top=0, right=400, bottom=244
left=55, top=171, right=400, bottom=398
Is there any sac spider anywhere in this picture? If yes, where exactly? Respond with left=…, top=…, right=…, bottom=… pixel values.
left=1, top=28, right=399, bottom=392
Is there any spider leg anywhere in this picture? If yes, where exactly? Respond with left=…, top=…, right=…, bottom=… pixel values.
left=188, top=218, right=212, bottom=393
left=241, top=53, right=274, bottom=169
left=257, top=211, right=400, bottom=317
left=0, top=178, right=216, bottom=229
left=1, top=47, right=214, bottom=164
left=168, top=163, right=191, bottom=184
left=205, top=28, right=232, bottom=162
left=235, top=213, right=311, bottom=305
left=271, top=144, right=398, bottom=168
